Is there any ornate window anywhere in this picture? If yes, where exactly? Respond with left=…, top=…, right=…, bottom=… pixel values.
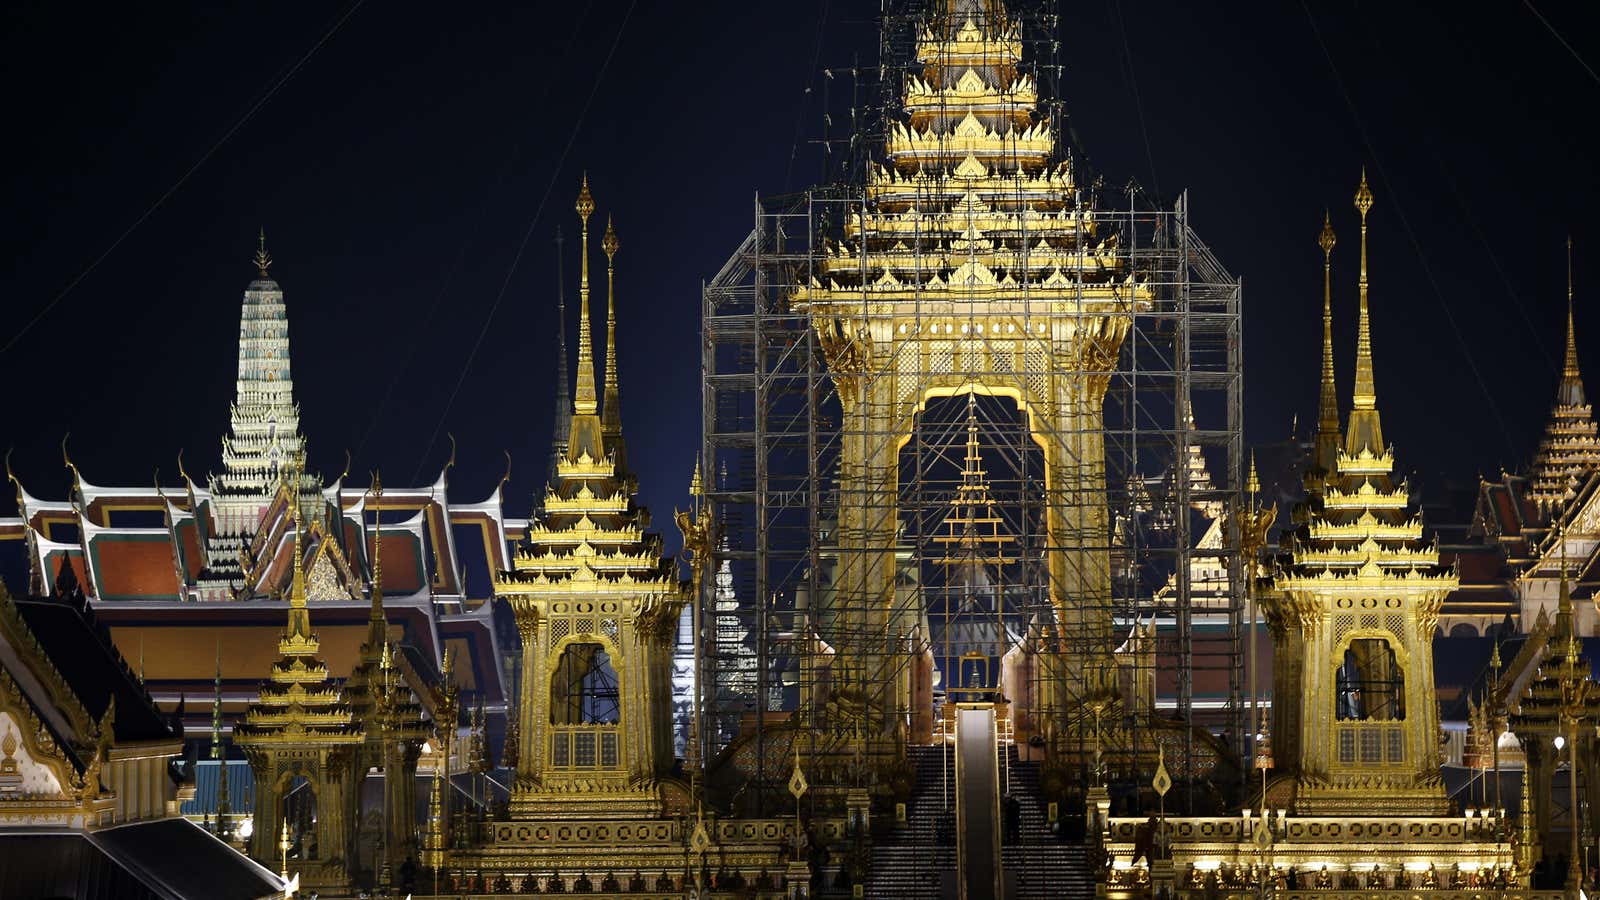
left=1335, top=637, right=1405, bottom=721
left=549, top=642, right=620, bottom=725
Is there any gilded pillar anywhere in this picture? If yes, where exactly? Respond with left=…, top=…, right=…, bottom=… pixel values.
left=515, top=613, right=539, bottom=789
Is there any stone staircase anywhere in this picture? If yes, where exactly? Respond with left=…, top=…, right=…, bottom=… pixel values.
left=863, top=745, right=1094, bottom=899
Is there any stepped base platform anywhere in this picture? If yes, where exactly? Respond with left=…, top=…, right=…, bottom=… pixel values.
left=864, top=743, right=1095, bottom=899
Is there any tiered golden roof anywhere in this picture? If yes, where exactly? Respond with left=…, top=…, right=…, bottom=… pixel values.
left=234, top=490, right=360, bottom=744
left=492, top=180, right=680, bottom=819
left=1528, top=238, right=1600, bottom=509
left=498, top=186, right=674, bottom=605
left=343, top=475, right=428, bottom=741
left=793, top=0, right=1145, bottom=314
left=1510, top=564, right=1600, bottom=737
left=1277, top=174, right=1454, bottom=599
left=1269, top=174, right=1457, bottom=818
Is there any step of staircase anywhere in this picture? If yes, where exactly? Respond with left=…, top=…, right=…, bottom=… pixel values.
left=864, top=745, right=1094, bottom=899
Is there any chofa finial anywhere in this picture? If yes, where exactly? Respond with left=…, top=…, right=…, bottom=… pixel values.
left=254, top=228, right=272, bottom=278
left=576, top=173, right=595, bottom=221
left=1319, top=209, right=1336, bottom=258
left=603, top=214, right=619, bottom=261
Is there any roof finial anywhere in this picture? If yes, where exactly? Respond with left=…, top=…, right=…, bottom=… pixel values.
left=1345, top=169, right=1384, bottom=454
left=601, top=215, right=623, bottom=438
left=1247, top=451, right=1261, bottom=497
left=1558, top=529, right=1575, bottom=641
left=369, top=470, right=384, bottom=618
left=574, top=175, right=598, bottom=415
left=254, top=228, right=272, bottom=278
left=1314, top=210, right=1339, bottom=475
left=547, top=225, right=572, bottom=489
left=284, top=459, right=313, bottom=642
left=211, top=641, right=224, bottom=759
left=1565, top=235, right=1581, bottom=380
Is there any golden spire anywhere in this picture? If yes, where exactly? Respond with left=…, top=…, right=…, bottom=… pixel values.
left=1314, top=211, right=1340, bottom=474
left=602, top=215, right=622, bottom=435
left=573, top=176, right=598, bottom=416
left=1565, top=235, right=1582, bottom=382
left=283, top=463, right=313, bottom=644
left=1345, top=170, right=1384, bottom=454
left=369, top=471, right=385, bottom=628
left=254, top=228, right=272, bottom=278
left=1557, top=536, right=1575, bottom=643
left=1247, top=451, right=1261, bottom=497
left=211, top=642, right=224, bottom=760
left=600, top=214, right=629, bottom=474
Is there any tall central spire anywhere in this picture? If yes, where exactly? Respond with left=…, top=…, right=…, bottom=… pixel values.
left=566, top=177, right=606, bottom=463
left=1344, top=170, right=1383, bottom=455
left=212, top=230, right=315, bottom=537
left=1314, top=211, right=1340, bottom=478
left=1562, top=236, right=1585, bottom=404
left=573, top=176, right=599, bottom=416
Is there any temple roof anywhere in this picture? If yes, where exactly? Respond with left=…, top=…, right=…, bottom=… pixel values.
left=4, top=587, right=178, bottom=746
left=1277, top=175, right=1454, bottom=599
left=1528, top=239, right=1600, bottom=510
left=496, top=180, right=675, bottom=608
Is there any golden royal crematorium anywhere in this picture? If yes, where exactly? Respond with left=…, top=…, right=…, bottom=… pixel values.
left=5, top=1, right=1600, bottom=899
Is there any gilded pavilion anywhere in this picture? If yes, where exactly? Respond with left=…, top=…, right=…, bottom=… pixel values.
left=7, top=0, right=1600, bottom=898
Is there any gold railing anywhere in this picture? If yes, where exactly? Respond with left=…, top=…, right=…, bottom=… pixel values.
left=547, top=725, right=620, bottom=769
left=1333, top=720, right=1405, bottom=765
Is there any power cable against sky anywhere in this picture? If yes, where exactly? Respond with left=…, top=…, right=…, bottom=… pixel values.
left=410, top=0, right=638, bottom=483
left=1300, top=1, right=1516, bottom=461
left=1109, top=0, right=1160, bottom=201
left=782, top=0, right=831, bottom=193
left=349, top=2, right=596, bottom=467
left=1523, top=0, right=1600, bottom=87
left=0, top=0, right=367, bottom=358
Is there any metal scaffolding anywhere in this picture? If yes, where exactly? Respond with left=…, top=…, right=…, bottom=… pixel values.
left=696, top=0, right=1245, bottom=816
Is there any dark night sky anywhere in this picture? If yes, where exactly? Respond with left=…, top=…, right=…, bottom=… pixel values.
left=3, top=1, right=1598, bottom=547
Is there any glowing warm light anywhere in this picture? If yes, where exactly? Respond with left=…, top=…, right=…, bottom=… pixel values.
left=237, top=816, right=254, bottom=839
left=1556, top=735, right=1568, bottom=751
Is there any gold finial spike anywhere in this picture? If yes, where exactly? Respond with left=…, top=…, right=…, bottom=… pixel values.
left=602, top=214, right=619, bottom=261
left=290, top=498, right=306, bottom=605
left=689, top=457, right=703, bottom=498
left=1315, top=210, right=1340, bottom=470
left=254, top=228, right=273, bottom=278
left=1247, top=451, right=1261, bottom=497
left=1490, top=638, right=1502, bottom=671
left=370, top=471, right=384, bottom=615
left=601, top=214, right=623, bottom=438
left=1565, top=235, right=1582, bottom=380
left=573, top=176, right=599, bottom=415
left=1352, top=171, right=1375, bottom=410
left=1345, top=169, right=1385, bottom=454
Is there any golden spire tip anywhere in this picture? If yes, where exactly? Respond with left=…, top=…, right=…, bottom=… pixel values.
left=603, top=214, right=619, bottom=260
left=1354, top=170, right=1373, bottom=219
left=254, top=228, right=272, bottom=278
